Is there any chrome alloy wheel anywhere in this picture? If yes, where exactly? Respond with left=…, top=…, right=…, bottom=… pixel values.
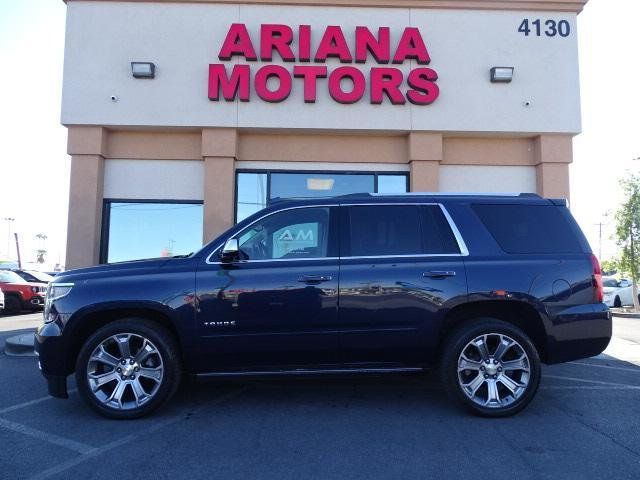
left=457, top=333, right=531, bottom=409
left=86, top=333, right=164, bottom=410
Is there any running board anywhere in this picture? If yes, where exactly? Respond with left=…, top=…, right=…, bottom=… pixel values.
left=195, top=366, right=424, bottom=379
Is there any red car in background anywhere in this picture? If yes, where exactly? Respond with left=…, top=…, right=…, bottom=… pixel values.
left=0, top=270, right=47, bottom=314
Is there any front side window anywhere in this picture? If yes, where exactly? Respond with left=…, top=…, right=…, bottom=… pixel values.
left=238, top=207, right=331, bottom=261
left=103, top=201, right=203, bottom=263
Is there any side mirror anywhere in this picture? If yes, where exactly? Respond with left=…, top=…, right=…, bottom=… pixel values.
left=220, top=238, right=239, bottom=263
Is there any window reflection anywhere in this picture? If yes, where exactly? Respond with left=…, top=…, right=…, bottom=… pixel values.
left=105, top=202, right=203, bottom=263
left=378, top=175, right=409, bottom=194
left=235, top=171, right=409, bottom=223
left=237, top=173, right=267, bottom=222
left=270, top=173, right=374, bottom=200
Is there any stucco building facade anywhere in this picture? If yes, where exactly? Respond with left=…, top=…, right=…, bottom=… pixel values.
left=61, top=0, right=588, bottom=268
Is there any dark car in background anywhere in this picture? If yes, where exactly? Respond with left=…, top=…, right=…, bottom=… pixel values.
left=0, top=270, right=47, bottom=314
left=36, top=193, right=611, bottom=419
left=3, top=269, right=54, bottom=284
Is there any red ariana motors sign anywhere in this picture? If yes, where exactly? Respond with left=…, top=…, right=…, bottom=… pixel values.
left=208, top=24, right=439, bottom=105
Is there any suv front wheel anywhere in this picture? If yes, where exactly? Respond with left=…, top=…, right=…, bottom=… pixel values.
left=75, top=318, right=182, bottom=419
left=440, top=319, right=541, bottom=417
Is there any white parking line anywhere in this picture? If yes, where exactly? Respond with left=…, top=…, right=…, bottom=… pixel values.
left=28, top=387, right=248, bottom=480
left=542, top=385, right=640, bottom=390
left=0, top=417, right=96, bottom=455
left=568, top=361, right=640, bottom=373
left=0, top=389, right=78, bottom=415
left=545, top=374, right=640, bottom=388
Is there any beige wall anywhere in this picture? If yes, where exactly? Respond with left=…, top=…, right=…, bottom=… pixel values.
left=66, top=127, right=108, bottom=268
left=65, top=126, right=574, bottom=268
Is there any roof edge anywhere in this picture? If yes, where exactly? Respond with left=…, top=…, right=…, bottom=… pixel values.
left=62, top=0, right=589, bottom=14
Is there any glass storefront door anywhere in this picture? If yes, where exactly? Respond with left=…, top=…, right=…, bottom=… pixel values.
left=236, top=170, right=408, bottom=222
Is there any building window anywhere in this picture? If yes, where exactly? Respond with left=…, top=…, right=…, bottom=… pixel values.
left=235, top=171, right=408, bottom=223
left=101, top=200, right=204, bottom=263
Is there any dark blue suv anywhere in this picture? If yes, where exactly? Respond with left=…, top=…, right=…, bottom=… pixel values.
left=36, top=194, right=611, bottom=418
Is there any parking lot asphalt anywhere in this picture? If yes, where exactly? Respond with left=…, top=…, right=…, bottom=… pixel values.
left=1, top=312, right=639, bottom=480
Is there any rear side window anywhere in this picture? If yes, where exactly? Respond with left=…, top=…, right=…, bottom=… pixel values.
left=421, top=206, right=460, bottom=254
left=472, top=204, right=583, bottom=254
left=347, top=205, right=460, bottom=256
left=348, top=205, right=422, bottom=256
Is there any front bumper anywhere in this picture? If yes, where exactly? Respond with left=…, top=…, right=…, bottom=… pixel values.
left=35, top=321, right=69, bottom=398
left=29, top=295, right=46, bottom=308
left=545, top=303, right=612, bottom=364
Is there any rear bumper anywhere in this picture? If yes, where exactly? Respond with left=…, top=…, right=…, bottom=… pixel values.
left=545, top=303, right=612, bottom=364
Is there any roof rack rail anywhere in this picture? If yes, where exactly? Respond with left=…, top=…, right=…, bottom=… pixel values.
left=370, top=192, right=541, bottom=198
left=269, top=192, right=542, bottom=203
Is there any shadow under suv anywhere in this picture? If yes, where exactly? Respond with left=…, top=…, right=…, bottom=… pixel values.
left=36, top=193, right=611, bottom=418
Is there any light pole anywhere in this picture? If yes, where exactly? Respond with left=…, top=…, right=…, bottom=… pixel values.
left=595, top=211, right=609, bottom=261
left=3, top=217, right=15, bottom=260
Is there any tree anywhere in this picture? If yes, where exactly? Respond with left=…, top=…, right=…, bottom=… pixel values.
left=600, top=258, right=619, bottom=276
left=613, top=173, right=640, bottom=311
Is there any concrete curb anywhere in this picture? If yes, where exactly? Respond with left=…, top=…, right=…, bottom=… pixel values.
left=612, top=311, right=640, bottom=319
left=4, top=333, right=36, bottom=357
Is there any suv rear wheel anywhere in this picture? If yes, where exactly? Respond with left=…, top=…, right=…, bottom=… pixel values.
left=440, top=318, right=541, bottom=417
left=75, top=318, right=182, bottom=419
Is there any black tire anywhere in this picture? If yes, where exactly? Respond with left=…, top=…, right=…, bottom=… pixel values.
left=4, top=296, right=22, bottom=315
left=439, top=318, right=541, bottom=418
left=614, top=296, right=622, bottom=308
left=75, top=318, right=182, bottom=419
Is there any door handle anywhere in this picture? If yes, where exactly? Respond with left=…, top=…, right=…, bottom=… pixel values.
left=298, top=275, right=333, bottom=284
left=423, top=271, right=457, bottom=278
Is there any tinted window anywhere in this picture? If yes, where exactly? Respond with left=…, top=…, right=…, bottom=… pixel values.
left=349, top=205, right=422, bottom=256
left=422, top=206, right=460, bottom=254
left=238, top=207, right=330, bottom=260
left=472, top=204, right=583, bottom=254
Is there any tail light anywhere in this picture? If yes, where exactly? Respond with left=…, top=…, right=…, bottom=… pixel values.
left=590, top=254, right=604, bottom=303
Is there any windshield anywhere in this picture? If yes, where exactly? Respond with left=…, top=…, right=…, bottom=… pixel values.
left=0, top=270, right=26, bottom=283
left=24, top=270, right=53, bottom=283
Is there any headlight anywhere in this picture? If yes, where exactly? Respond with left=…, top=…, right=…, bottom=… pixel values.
left=48, top=283, right=74, bottom=301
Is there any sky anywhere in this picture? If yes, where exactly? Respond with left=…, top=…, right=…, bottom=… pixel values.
left=0, top=0, right=637, bottom=269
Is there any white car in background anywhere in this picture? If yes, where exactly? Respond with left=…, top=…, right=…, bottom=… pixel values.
left=603, top=277, right=637, bottom=308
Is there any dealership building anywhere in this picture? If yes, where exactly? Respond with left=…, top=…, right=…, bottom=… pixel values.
left=62, top=0, right=588, bottom=268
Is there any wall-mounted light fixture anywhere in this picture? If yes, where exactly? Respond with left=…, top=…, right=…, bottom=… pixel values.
left=131, top=62, right=156, bottom=79
left=490, top=67, right=514, bottom=83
